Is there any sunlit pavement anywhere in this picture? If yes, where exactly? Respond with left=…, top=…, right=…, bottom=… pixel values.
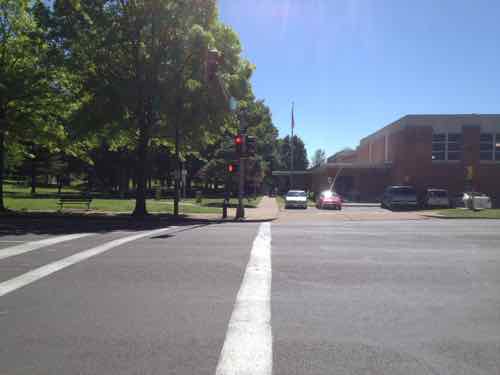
left=1, top=218, right=499, bottom=374
left=278, top=204, right=428, bottom=221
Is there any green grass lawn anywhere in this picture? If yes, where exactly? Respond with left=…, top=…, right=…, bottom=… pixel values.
left=3, top=183, right=261, bottom=214
left=3, top=196, right=221, bottom=214
left=436, top=208, right=500, bottom=219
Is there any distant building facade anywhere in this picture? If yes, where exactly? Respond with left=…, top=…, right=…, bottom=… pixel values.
left=310, top=114, right=500, bottom=205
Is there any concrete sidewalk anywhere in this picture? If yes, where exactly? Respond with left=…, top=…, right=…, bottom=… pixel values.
left=245, top=196, right=279, bottom=221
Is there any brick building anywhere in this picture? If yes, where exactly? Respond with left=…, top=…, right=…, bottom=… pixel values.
left=310, top=114, right=500, bottom=205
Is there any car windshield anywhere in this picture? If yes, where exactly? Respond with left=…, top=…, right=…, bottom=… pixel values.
left=287, top=191, right=306, bottom=197
left=392, top=187, right=416, bottom=195
left=321, top=191, right=337, bottom=198
left=430, top=191, right=448, bottom=197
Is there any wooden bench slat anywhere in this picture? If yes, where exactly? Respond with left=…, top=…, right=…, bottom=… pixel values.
left=58, top=195, right=93, bottom=211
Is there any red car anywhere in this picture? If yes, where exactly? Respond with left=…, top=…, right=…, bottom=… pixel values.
left=316, top=191, right=343, bottom=210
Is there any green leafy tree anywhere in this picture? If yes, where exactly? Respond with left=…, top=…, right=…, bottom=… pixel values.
left=51, top=0, right=253, bottom=216
left=311, top=148, right=326, bottom=167
left=278, top=135, right=309, bottom=171
left=242, top=99, right=279, bottom=190
left=0, top=0, right=77, bottom=210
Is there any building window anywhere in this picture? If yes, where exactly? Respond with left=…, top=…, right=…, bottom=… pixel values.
left=432, top=133, right=462, bottom=161
left=480, top=133, right=493, bottom=161
left=447, top=133, right=462, bottom=160
left=432, top=133, right=446, bottom=160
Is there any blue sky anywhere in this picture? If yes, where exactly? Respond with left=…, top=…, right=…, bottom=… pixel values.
left=218, top=0, right=500, bottom=159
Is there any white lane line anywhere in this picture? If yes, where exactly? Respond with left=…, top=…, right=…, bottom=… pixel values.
left=0, top=227, right=176, bottom=298
left=0, top=233, right=94, bottom=261
left=215, top=222, right=272, bottom=375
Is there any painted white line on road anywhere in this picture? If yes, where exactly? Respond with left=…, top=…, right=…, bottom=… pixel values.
left=0, top=227, right=176, bottom=298
left=0, top=233, right=94, bottom=261
left=215, top=222, right=272, bottom=375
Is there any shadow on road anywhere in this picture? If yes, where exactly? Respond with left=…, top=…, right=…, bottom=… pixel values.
left=0, top=212, right=274, bottom=237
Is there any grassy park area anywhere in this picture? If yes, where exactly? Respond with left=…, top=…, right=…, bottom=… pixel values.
left=2, top=182, right=261, bottom=215
left=436, top=208, right=500, bottom=219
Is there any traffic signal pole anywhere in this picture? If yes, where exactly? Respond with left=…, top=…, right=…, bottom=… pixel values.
left=236, top=117, right=246, bottom=219
left=236, top=156, right=245, bottom=219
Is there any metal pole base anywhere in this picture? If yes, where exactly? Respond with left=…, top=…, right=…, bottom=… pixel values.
left=236, top=204, right=245, bottom=219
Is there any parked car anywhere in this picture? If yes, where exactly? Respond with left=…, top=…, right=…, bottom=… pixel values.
left=381, top=186, right=418, bottom=210
left=316, top=190, right=342, bottom=210
left=423, top=189, right=450, bottom=208
left=462, top=192, right=492, bottom=210
left=284, top=190, right=308, bottom=209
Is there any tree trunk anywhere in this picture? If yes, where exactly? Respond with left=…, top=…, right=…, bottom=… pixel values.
left=31, top=148, right=36, bottom=195
left=174, top=124, right=180, bottom=217
left=0, top=125, right=5, bottom=211
left=132, top=115, right=148, bottom=217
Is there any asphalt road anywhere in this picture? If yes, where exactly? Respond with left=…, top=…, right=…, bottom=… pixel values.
left=1, top=214, right=499, bottom=374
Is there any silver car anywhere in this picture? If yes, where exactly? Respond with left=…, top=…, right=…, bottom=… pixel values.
left=424, top=189, right=450, bottom=208
left=285, top=190, right=308, bottom=209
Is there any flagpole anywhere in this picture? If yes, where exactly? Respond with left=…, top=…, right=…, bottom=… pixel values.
left=290, top=102, right=294, bottom=189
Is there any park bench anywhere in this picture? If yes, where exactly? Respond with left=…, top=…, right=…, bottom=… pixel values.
left=58, top=195, right=93, bottom=211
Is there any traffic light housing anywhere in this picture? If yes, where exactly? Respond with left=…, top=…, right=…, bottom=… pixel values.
left=235, top=134, right=244, bottom=155
left=245, top=135, right=256, bottom=157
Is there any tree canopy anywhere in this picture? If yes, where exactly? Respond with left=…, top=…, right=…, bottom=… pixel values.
left=278, top=135, right=309, bottom=171
left=0, top=0, right=308, bottom=215
left=311, top=148, right=326, bottom=168
left=0, top=0, right=79, bottom=210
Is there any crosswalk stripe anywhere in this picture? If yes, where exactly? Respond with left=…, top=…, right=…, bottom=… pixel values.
left=0, top=227, right=175, bottom=298
left=0, top=233, right=94, bottom=261
left=215, top=222, right=273, bottom=375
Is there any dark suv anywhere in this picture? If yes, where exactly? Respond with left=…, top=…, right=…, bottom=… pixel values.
left=381, top=186, right=418, bottom=210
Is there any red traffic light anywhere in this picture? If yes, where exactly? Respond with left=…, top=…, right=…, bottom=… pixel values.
left=228, top=163, right=238, bottom=173
left=235, top=135, right=243, bottom=145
